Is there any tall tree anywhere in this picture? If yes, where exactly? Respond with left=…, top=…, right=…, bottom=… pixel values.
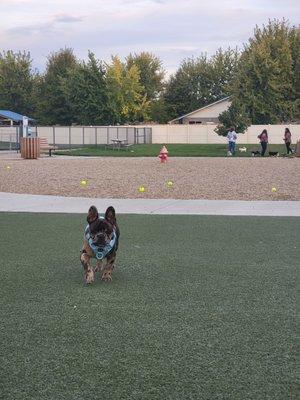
left=0, top=50, right=36, bottom=115
left=229, top=20, right=300, bottom=124
left=36, top=48, right=78, bottom=125
left=106, top=56, right=150, bottom=124
left=164, top=48, right=239, bottom=121
left=62, top=52, right=108, bottom=125
left=126, top=52, right=165, bottom=122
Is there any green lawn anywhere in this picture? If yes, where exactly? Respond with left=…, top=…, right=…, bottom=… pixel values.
left=0, top=213, right=298, bottom=400
left=55, top=143, right=290, bottom=157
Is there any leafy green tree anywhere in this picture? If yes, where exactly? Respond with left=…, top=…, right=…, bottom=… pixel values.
left=106, top=56, right=150, bottom=124
left=215, top=102, right=251, bottom=136
left=164, top=48, right=239, bottom=121
left=62, top=52, right=108, bottom=125
left=0, top=50, right=36, bottom=115
left=210, top=48, right=239, bottom=100
left=36, top=48, right=78, bottom=125
left=126, top=52, right=165, bottom=101
left=229, top=20, right=300, bottom=124
left=126, top=52, right=165, bottom=121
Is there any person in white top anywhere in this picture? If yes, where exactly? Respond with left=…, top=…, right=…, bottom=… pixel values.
left=227, top=127, right=237, bottom=155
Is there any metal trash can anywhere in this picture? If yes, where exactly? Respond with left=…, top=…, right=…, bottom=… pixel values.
left=21, top=138, right=40, bottom=159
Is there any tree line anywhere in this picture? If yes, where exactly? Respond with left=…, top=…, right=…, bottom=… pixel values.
left=0, top=20, right=299, bottom=134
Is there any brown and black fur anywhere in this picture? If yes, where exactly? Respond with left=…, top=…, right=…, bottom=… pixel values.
left=80, top=206, right=119, bottom=284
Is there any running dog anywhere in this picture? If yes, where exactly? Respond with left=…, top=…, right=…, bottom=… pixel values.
left=80, top=206, right=119, bottom=284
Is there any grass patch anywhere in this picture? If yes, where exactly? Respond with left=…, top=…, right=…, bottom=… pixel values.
left=56, top=143, right=289, bottom=157
left=0, top=213, right=298, bottom=400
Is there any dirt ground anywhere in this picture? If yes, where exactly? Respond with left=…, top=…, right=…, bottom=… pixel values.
left=0, top=154, right=299, bottom=201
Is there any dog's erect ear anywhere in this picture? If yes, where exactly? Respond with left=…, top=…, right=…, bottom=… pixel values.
left=87, top=205, right=99, bottom=224
left=105, top=206, right=116, bottom=222
left=103, top=220, right=113, bottom=235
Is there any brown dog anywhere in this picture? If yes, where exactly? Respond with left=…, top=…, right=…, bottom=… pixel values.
left=80, top=206, right=119, bottom=284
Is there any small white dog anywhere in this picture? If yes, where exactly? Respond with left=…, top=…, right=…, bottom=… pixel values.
left=239, top=147, right=247, bottom=152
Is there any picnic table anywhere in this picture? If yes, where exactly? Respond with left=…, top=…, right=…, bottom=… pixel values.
left=107, top=139, right=133, bottom=151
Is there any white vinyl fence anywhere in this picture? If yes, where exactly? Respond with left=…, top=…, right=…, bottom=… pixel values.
left=36, top=124, right=299, bottom=145
left=1, top=124, right=299, bottom=149
left=150, top=124, right=300, bottom=144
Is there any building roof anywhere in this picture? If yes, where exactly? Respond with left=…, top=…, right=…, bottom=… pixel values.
left=168, top=96, right=231, bottom=123
left=0, top=110, right=35, bottom=123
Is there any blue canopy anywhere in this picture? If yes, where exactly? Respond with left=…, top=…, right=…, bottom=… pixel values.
left=0, top=110, right=35, bottom=123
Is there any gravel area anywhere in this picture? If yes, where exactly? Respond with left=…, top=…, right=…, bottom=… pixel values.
left=0, top=154, right=299, bottom=201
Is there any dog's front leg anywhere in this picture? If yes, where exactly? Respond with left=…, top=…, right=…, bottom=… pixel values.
left=101, top=254, right=116, bottom=282
left=80, top=251, right=94, bottom=284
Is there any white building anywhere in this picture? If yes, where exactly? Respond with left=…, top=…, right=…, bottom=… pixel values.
left=169, top=97, right=231, bottom=124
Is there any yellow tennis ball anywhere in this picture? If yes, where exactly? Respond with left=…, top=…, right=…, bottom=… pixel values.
left=167, top=180, right=173, bottom=187
left=271, top=187, right=277, bottom=192
left=5, top=165, right=11, bottom=171
left=139, top=186, right=145, bottom=193
left=80, top=179, right=87, bottom=186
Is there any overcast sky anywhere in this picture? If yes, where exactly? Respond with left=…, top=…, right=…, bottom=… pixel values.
left=0, top=0, right=299, bottom=74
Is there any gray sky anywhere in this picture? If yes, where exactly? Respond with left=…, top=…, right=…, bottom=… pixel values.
left=0, top=0, right=299, bottom=74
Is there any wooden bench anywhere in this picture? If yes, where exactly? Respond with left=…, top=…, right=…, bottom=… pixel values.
left=39, top=138, right=58, bottom=157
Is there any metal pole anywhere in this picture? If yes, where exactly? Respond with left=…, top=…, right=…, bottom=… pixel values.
left=95, top=127, right=97, bottom=147
left=69, top=126, right=71, bottom=149
left=107, top=127, right=109, bottom=144
left=83, top=126, right=85, bottom=146
left=53, top=126, right=56, bottom=145
left=16, top=126, right=19, bottom=153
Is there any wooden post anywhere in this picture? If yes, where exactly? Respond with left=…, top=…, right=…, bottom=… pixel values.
left=296, top=140, right=300, bottom=157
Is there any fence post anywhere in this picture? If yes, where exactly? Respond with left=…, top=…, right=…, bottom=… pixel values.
left=53, top=126, right=56, bottom=145
left=95, top=127, right=97, bottom=146
left=82, top=127, right=85, bottom=146
left=16, top=126, right=19, bottom=152
left=69, top=126, right=71, bottom=149
left=107, top=127, right=109, bottom=144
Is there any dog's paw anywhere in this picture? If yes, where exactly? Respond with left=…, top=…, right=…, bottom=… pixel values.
left=101, top=271, right=112, bottom=282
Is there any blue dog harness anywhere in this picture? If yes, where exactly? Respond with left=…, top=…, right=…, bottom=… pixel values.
left=84, top=220, right=116, bottom=260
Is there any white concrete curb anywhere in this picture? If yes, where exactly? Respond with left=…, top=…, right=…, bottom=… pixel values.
left=0, top=192, right=299, bottom=216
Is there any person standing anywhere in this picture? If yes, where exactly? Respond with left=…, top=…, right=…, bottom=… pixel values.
left=258, top=129, right=268, bottom=156
left=283, top=127, right=293, bottom=154
left=227, top=127, right=237, bottom=155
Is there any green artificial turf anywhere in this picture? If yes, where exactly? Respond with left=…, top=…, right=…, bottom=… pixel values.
left=0, top=213, right=298, bottom=400
left=55, top=143, right=289, bottom=157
